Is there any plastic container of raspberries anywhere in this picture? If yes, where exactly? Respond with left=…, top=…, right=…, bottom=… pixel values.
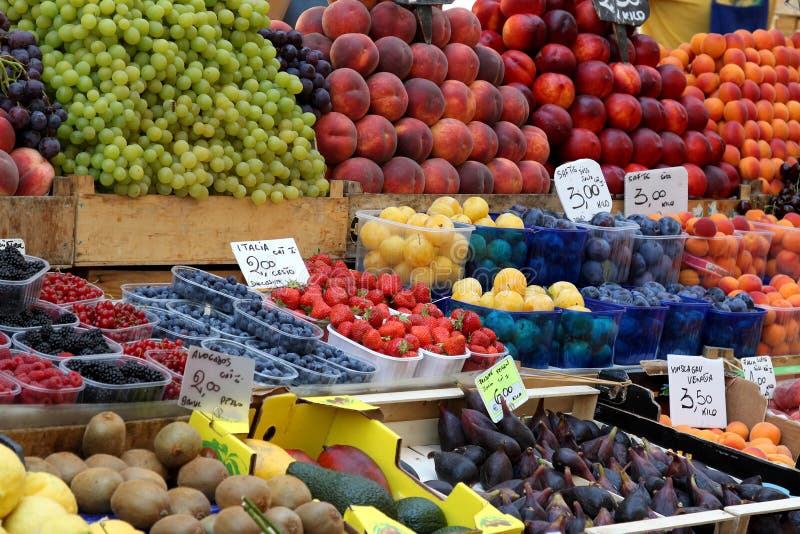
left=171, top=266, right=262, bottom=314
left=0, top=349, right=84, bottom=404
left=326, top=325, right=421, bottom=382
left=199, top=338, right=298, bottom=386
left=244, top=338, right=341, bottom=386
left=145, top=348, right=187, bottom=400
left=0, top=332, right=9, bottom=350
left=0, top=254, right=50, bottom=315
left=146, top=306, right=219, bottom=346
left=75, top=300, right=161, bottom=343
left=11, top=326, right=124, bottom=361
left=60, top=354, right=171, bottom=403
left=233, top=300, right=323, bottom=355
left=166, top=300, right=253, bottom=343
left=0, top=372, right=20, bottom=404
left=121, top=282, right=182, bottom=308
left=0, top=300, right=79, bottom=335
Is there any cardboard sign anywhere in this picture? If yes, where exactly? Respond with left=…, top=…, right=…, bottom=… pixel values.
left=592, top=0, right=650, bottom=25
left=624, top=166, right=689, bottom=216
left=475, top=356, right=529, bottom=423
left=231, top=238, right=309, bottom=289
left=667, top=354, right=727, bottom=428
left=179, top=346, right=255, bottom=433
left=0, top=239, right=24, bottom=254
left=740, top=356, right=777, bottom=399
left=553, top=159, right=613, bottom=222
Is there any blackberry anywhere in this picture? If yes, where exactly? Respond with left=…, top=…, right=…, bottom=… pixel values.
left=0, top=307, right=75, bottom=328
left=0, top=246, right=45, bottom=280
left=21, top=325, right=112, bottom=355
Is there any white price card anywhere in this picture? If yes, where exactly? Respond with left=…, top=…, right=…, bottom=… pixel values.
left=179, top=346, right=255, bottom=433
left=0, top=239, right=24, bottom=254
left=553, top=159, right=613, bottom=222
left=667, top=354, right=727, bottom=428
left=740, top=356, right=776, bottom=399
left=231, top=238, right=309, bottom=290
left=475, top=355, right=529, bottom=423
left=624, top=166, right=688, bottom=216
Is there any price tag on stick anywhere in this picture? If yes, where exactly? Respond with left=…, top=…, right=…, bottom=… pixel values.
left=667, top=354, right=727, bottom=428
left=475, top=355, right=529, bottom=423
left=231, top=238, right=309, bottom=290
left=179, top=346, right=255, bottom=433
left=591, top=0, right=650, bottom=27
left=553, top=159, right=613, bottom=222
left=0, top=239, right=24, bottom=254
left=624, top=166, right=688, bottom=216
left=740, top=356, right=777, bottom=399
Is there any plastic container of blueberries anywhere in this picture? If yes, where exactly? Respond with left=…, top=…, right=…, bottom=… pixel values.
left=0, top=300, right=79, bottom=336
left=60, top=354, right=170, bottom=403
left=233, top=300, right=323, bottom=355
left=326, top=325, right=421, bottom=382
left=0, top=373, right=20, bottom=404
left=0, top=349, right=84, bottom=404
left=311, top=342, right=377, bottom=384
left=11, top=326, right=124, bottom=362
left=146, top=306, right=220, bottom=346
left=243, top=338, right=341, bottom=385
left=145, top=348, right=186, bottom=400
left=171, top=266, right=262, bottom=314
left=0, top=255, right=50, bottom=315
left=200, top=338, right=298, bottom=386
left=262, top=297, right=330, bottom=341
left=121, top=282, right=181, bottom=309
left=75, top=300, right=161, bottom=343
left=166, top=300, right=253, bottom=343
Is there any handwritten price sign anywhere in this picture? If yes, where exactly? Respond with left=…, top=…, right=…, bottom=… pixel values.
left=667, top=354, right=727, bottom=428
left=0, top=239, right=24, bottom=254
left=553, top=159, right=613, bottom=222
left=740, top=356, right=776, bottom=399
left=179, top=346, right=255, bottom=433
left=624, top=166, right=688, bottom=216
left=475, top=355, right=529, bottom=423
left=592, top=0, right=650, bottom=25
left=231, top=238, right=309, bottom=290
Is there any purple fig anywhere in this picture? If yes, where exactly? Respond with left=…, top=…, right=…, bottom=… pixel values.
left=535, top=443, right=554, bottom=461
left=723, top=486, right=743, bottom=506
left=597, top=427, right=618, bottom=465
left=686, top=459, right=722, bottom=500
left=453, top=444, right=487, bottom=466
left=642, top=438, right=669, bottom=464
left=460, top=384, right=490, bottom=416
left=560, top=485, right=618, bottom=518
left=555, top=414, right=578, bottom=450
left=552, top=447, right=595, bottom=482
left=461, top=407, right=496, bottom=431
left=593, top=507, right=614, bottom=526
left=615, top=484, right=651, bottom=522
left=514, top=447, right=539, bottom=479
left=628, top=446, right=661, bottom=482
left=652, top=477, right=679, bottom=516
left=690, top=475, right=722, bottom=510
left=438, top=402, right=467, bottom=451
left=499, top=397, right=536, bottom=450
left=530, top=464, right=567, bottom=492
left=526, top=398, right=548, bottom=433
left=480, top=443, right=513, bottom=489
left=536, top=420, right=560, bottom=451
left=546, top=493, right=573, bottom=522
left=461, top=411, right=521, bottom=459
left=594, top=464, right=619, bottom=492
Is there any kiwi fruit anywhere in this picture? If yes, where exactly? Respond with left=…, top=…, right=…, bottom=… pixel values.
left=70, top=467, right=124, bottom=514
left=265, top=475, right=312, bottom=509
left=154, top=421, right=202, bottom=469
left=121, top=467, right=168, bottom=490
left=212, top=506, right=260, bottom=534
left=120, top=449, right=167, bottom=478
left=200, top=514, right=216, bottom=534
left=150, top=514, right=204, bottom=534
left=45, top=452, right=87, bottom=484
left=25, top=457, right=62, bottom=478
left=168, top=487, right=211, bottom=519
left=177, top=457, right=229, bottom=501
left=295, top=501, right=344, bottom=534
left=83, top=411, right=126, bottom=457
left=264, top=506, right=303, bottom=534
left=215, top=475, right=271, bottom=511
left=85, top=453, right=128, bottom=472
left=111, top=479, right=170, bottom=529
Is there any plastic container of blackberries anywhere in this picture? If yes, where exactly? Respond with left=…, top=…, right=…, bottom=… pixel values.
left=575, top=220, right=640, bottom=286
left=0, top=300, right=80, bottom=336
left=243, top=338, right=341, bottom=385
left=200, top=338, right=298, bottom=386
left=462, top=214, right=533, bottom=292
left=171, top=266, right=263, bottom=314
left=11, top=326, right=124, bottom=362
left=0, top=255, right=50, bottom=315
left=0, top=349, right=85, bottom=404
left=657, top=297, right=712, bottom=359
left=584, top=298, right=668, bottom=366
left=0, top=373, right=20, bottom=404
left=626, top=233, right=688, bottom=287
left=166, top=300, right=253, bottom=343
left=233, top=300, right=323, bottom=355
left=681, top=233, right=743, bottom=288
left=554, top=300, right=623, bottom=369
left=462, top=348, right=510, bottom=373
left=77, top=302, right=161, bottom=344
left=121, top=282, right=182, bottom=309
left=59, top=354, right=171, bottom=403
left=326, top=325, right=422, bottom=382
left=146, top=306, right=219, bottom=346
left=700, top=306, right=767, bottom=358
left=145, top=348, right=186, bottom=400
left=414, top=348, right=469, bottom=378
left=525, top=225, right=589, bottom=286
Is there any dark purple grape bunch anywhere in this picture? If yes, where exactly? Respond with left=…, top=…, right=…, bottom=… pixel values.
left=0, top=16, right=61, bottom=160
left=258, top=27, right=332, bottom=118
left=763, top=161, right=800, bottom=218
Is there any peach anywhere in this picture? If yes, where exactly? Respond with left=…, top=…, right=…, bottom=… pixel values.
left=636, top=65, right=662, bottom=99
left=467, top=121, right=500, bottom=163
left=441, top=80, right=476, bottom=123
left=475, top=45, right=506, bottom=86
left=684, top=163, right=707, bottom=197
left=599, top=128, right=633, bottom=167
left=662, top=99, right=689, bottom=135
left=404, top=78, right=445, bottom=126
left=658, top=64, right=688, bottom=99
left=625, top=163, right=648, bottom=174
left=444, top=43, right=479, bottom=84
left=328, top=67, right=371, bottom=121
left=601, top=164, right=626, bottom=194
left=519, top=160, right=551, bottom=193
left=501, top=0, right=545, bottom=17
left=570, top=94, right=607, bottom=133
left=322, top=0, right=371, bottom=39
left=381, top=156, right=424, bottom=193
left=493, top=121, right=527, bottom=162
left=742, top=79, right=761, bottom=101
left=572, top=33, right=611, bottom=63
left=422, top=158, right=460, bottom=194
left=609, top=35, right=635, bottom=63
left=458, top=161, right=495, bottom=194
left=574, top=0, right=609, bottom=34
left=487, top=157, right=523, bottom=193
left=470, top=80, right=504, bottom=125
left=639, top=97, right=666, bottom=132
left=611, top=62, right=642, bottom=96
left=508, top=82, right=536, bottom=114
left=631, top=33, right=660, bottom=67
left=330, top=33, right=379, bottom=77
left=660, top=131, right=687, bottom=166
left=303, top=33, right=333, bottom=62
left=332, top=157, right=383, bottom=193
left=604, top=93, right=642, bottom=132
left=497, top=85, right=529, bottom=126
left=446, top=7, right=481, bottom=47
left=535, top=43, right=577, bottom=75
left=367, top=72, right=408, bottom=122
left=681, top=95, right=711, bottom=131
left=0, top=149, right=19, bottom=195
left=0, top=116, right=14, bottom=154
left=418, top=7, right=451, bottom=48
left=547, top=0, right=577, bottom=13
left=532, top=104, right=573, bottom=146
left=369, top=1, right=416, bottom=43
left=394, top=117, right=433, bottom=162
left=501, top=49, right=537, bottom=87
left=296, top=6, right=325, bottom=35
left=375, top=36, right=413, bottom=80
left=559, top=128, right=601, bottom=162
left=574, top=60, right=613, bottom=98
left=683, top=130, right=713, bottom=166
left=355, top=114, right=397, bottom=163
left=409, top=43, right=449, bottom=85
left=630, top=128, right=663, bottom=167
left=532, top=73, right=575, bottom=109
left=703, top=164, right=731, bottom=199
left=502, top=14, right=547, bottom=54
left=269, top=20, right=291, bottom=31
left=314, top=111, right=357, bottom=164
left=543, top=9, right=578, bottom=46
left=431, top=118, right=474, bottom=166
left=705, top=129, right=726, bottom=162
left=479, top=30, right=505, bottom=54
left=522, top=125, right=551, bottom=163
left=717, top=81, right=743, bottom=103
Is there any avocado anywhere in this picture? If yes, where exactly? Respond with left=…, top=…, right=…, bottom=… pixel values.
left=285, top=461, right=397, bottom=519
left=396, top=497, right=447, bottom=534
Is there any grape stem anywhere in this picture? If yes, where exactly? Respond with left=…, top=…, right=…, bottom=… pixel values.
left=0, top=54, right=26, bottom=96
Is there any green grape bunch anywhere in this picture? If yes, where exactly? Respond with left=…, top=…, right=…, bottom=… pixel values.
left=0, top=0, right=329, bottom=203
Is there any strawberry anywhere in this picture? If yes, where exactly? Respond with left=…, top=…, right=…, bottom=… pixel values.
left=469, top=343, right=495, bottom=354
left=414, top=302, right=444, bottom=318
left=336, top=321, right=353, bottom=338
left=378, top=319, right=406, bottom=340
left=385, top=338, right=411, bottom=358
left=443, top=332, right=466, bottom=355
left=438, top=317, right=454, bottom=331
left=410, top=325, right=433, bottom=346
left=356, top=271, right=377, bottom=290
left=367, top=303, right=389, bottom=328
left=424, top=344, right=444, bottom=354
left=422, top=315, right=439, bottom=329
left=366, top=289, right=385, bottom=305
left=432, top=327, right=450, bottom=345
left=479, top=327, right=497, bottom=345
left=332, top=260, right=348, bottom=272
left=377, top=273, right=402, bottom=296
left=408, top=314, right=425, bottom=326
left=362, top=329, right=383, bottom=351
left=327, top=277, right=356, bottom=295
left=299, top=287, right=322, bottom=309
left=451, top=309, right=482, bottom=336
left=310, top=299, right=331, bottom=320
left=493, top=341, right=505, bottom=352
left=329, top=303, right=355, bottom=327
left=307, top=273, right=328, bottom=287
left=350, top=319, right=371, bottom=343
left=323, top=286, right=349, bottom=307
left=411, top=283, right=431, bottom=304
left=469, top=329, right=491, bottom=349
left=404, top=334, right=420, bottom=351
left=308, top=253, right=332, bottom=265
left=395, top=307, right=413, bottom=315
left=392, top=289, right=416, bottom=310
left=271, top=287, right=301, bottom=310
left=397, top=314, right=412, bottom=333
left=348, top=296, right=371, bottom=315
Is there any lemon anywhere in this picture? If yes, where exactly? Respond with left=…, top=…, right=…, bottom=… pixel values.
left=36, top=514, right=90, bottom=534
left=452, top=291, right=481, bottom=305
left=462, top=197, right=489, bottom=222
left=554, top=289, right=585, bottom=309
left=24, top=472, right=77, bottom=514
left=3, top=496, right=66, bottom=534
left=494, top=290, right=525, bottom=311
left=360, top=220, right=392, bottom=250
left=403, top=234, right=436, bottom=267
left=379, top=206, right=407, bottom=223
left=379, top=235, right=406, bottom=266
left=397, top=205, right=416, bottom=222
left=363, top=250, right=388, bottom=274
left=525, top=293, right=555, bottom=312
left=409, top=266, right=435, bottom=286
left=407, top=213, right=430, bottom=227
left=452, top=278, right=483, bottom=296
left=495, top=213, right=525, bottom=229
left=0, top=445, right=25, bottom=519
left=244, top=439, right=295, bottom=481
left=88, top=519, right=143, bottom=534
left=451, top=214, right=472, bottom=224
left=493, top=268, right=527, bottom=296
left=567, top=305, right=591, bottom=312
left=473, top=216, right=496, bottom=227
left=549, top=281, right=578, bottom=298
left=525, top=285, right=547, bottom=296
left=479, top=292, right=495, bottom=308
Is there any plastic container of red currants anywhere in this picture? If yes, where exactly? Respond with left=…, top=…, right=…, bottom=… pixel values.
left=657, top=297, right=712, bottom=359
left=576, top=215, right=640, bottom=286
left=326, top=325, right=421, bottom=382
left=0, top=254, right=50, bottom=315
left=0, top=300, right=80, bottom=335
left=0, top=349, right=84, bottom=404
left=0, top=372, right=19, bottom=404
left=60, top=354, right=171, bottom=403
left=200, top=338, right=299, bottom=386
left=41, top=272, right=105, bottom=308
left=121, top=282, right=182, bottom=309
left=554, top=301, right=623, bottom=369
left=145, top=348, right=187, bottom=400
left=171, top=266, right=263, bottom=315
left=701, top=307, right=767, bottom=358
left=74, top=300, right=161, bottom=343
left=414, top=347, right=469, bottom=378
left=462, top=213, right=532, bottom=292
